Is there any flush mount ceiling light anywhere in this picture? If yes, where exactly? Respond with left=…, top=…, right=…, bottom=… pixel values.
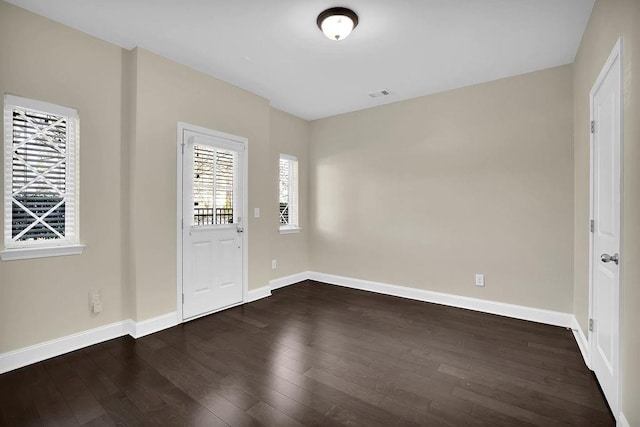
left=317, top=7, right=359, bottom=41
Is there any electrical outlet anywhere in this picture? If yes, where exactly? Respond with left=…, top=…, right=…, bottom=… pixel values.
left=271, top=259, right=277, bottom=270
left=90, top=292, right=103, bottom=313
left=475, top=274, right=485, bottom=287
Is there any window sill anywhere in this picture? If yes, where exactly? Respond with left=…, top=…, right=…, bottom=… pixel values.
left=279, top=227, right=301, bottom=235
left=0, top=244, right=85, bottom=261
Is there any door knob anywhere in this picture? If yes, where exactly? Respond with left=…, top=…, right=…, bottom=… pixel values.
left=601, top=253, right=619, bottom=265
left=236, top=227, right=244, bottom=233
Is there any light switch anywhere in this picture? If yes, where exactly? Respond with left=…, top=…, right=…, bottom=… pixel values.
left=254, top=208, right=260, bottom=218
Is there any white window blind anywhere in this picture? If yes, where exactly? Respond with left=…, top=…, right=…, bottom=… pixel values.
left=279, top=154, right=298, bottom=229
left=3, top=95, right=79, bottom=250
left=193, top=144, right=238, bottom=225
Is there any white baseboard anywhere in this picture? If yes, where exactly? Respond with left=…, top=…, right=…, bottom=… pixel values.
left=571, top=316, right=590, bottom=368
left=1, top=312, right=178, bottom=374
left=619, top=412, right=630, bottom=427
left=270, top=271, right=311, bottom=290
left=0, top=320, right=128, bottom=374
left=1, top=283, right=275, bottom=374
left=309, top=272, right=573, bottom=328
left=247, top=285, right=271, bottom=302
left=0, top=272, right=581, bottom=375
left=128, top=312, right=178, bottom=339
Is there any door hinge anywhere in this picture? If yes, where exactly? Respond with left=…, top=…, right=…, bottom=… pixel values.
left=589, top=318, right=594, bottom=332
left=182, top=294, right=184, bottom=304
left=591, top=120, right=595, bottom=134
left=590, top=219, right=594, bottom=233
left=181, top=142, right=185, bottom=154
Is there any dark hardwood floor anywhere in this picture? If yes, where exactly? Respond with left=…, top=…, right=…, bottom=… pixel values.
left=0, top=280, right=613, bottom=426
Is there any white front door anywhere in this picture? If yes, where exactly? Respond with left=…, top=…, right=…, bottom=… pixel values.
left=590, top=38, right=622, bottom=417
left=182, top=128, right=245, bottom=320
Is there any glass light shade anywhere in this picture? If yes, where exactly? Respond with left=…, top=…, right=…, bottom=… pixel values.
left=320, top=14, right=355, bottom=41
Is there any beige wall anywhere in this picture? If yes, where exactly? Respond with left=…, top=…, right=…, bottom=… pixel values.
left=0, top=1, right=303, bottom=350
left=129, top=48, right=274, bottom=320
left=0, top=2, right=125, bottom=351
left=269, top=108, right=310, bottom=279
left=573, top=0, right=640, bottom=424
left=121, top=48, right=137, bottom=321
left=310, top=65, right=575, bottom=313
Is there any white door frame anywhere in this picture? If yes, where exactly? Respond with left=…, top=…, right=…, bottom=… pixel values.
left=176, top=121, right=249, bottom=322
left=588, top=37, right=623, bottom=419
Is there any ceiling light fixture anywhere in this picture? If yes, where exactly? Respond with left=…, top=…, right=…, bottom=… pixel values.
left=317, top=7, right=359, bottom=41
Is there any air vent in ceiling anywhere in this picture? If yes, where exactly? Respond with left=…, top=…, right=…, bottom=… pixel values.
left=368, top=89, right=391, bottom=98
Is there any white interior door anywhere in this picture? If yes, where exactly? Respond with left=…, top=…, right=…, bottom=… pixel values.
left=590, top=38, right=622, bottom=417
left=182, top=129, right=245, bottom=320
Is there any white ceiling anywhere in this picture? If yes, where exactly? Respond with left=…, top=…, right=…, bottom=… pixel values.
left=6, top=0, right=594, bottom=120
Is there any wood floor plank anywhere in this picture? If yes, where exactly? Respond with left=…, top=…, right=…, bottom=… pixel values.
left=268, top=362, right=416, bottom=426
left=219, top=372, right=342, bottom=427
left=43, top=359, right=107, bottom=424
left=304, top=367, right=385, bottom=407
left=222, top=368, right=379, bottom=427
left=32, top=380, right=80, bottom=426
left=247, top=401, right=302, bottom=427
left=452, top=387, right=563, bottom=426
left=0, top=281, right=614, bottom=426
left=99, top=395, right=153, bottom=426
left=131, top=340, right=258, bottom=426
left=80, top=413, right=116, bottom=427
left=0, top=369, right=44, bottom=426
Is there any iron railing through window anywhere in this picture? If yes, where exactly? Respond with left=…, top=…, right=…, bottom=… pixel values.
left=279, top=202, right=289, bottom=225
left=194, top=207, right=233, bottom=225
left=12, top=195, right=65, bottom=240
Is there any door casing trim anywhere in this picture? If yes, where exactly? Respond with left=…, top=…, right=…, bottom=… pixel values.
left=176, top=121, right=249, bottom=323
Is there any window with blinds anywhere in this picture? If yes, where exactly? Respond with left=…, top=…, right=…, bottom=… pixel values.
left=3, top=95, right=79, bottom=250
left=279, top=154, right=299, bottom=230
left=193, top=144, right=237, bottom=226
